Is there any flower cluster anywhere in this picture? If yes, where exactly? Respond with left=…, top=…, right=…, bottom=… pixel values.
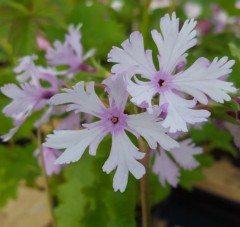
left=1, top=13, right=237, bottom=192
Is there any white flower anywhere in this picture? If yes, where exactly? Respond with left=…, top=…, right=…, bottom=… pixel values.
left=46, top=24, right=96, bottom=75
left=108, top=13, right=236, bottom=132
left=44, top=75, right=178, bottom=192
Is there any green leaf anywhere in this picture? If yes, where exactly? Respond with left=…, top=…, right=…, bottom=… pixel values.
left=149, top=171, right=171, bottom=205
left=190, top=123, right=238, bottom=157
left=67, top=2, right=126, bottom=59
left=229, top=43, right=240, bottom=62
left=0, top=143, right=40, bottom=207
left=179, top=168, right=205, bottom=191
left=210, top=100, right=240, bottom=125
left=0, top=0, right=65, bottom=55
left=55, top=138, right=138, bottom=227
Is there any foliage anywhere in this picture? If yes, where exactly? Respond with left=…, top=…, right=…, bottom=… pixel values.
left=55, top=138, right=138, bottom=227
left=0, top=143, right=40, bottom=207
left=0, top=0, right=240, bottom=226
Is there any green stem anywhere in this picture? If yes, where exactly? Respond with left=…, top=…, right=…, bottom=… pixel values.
left=141, top=0, right=152, bottom=39
left=139, top=138, right=151, bottom=227
left=37, top=129, right=56, bottom=227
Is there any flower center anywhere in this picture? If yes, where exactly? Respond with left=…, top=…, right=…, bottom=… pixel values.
left=111, top=116, right=119, bottom=124
left=158, top=79, right=167, bottom=87
left=42, top=91, right=55, bottom=99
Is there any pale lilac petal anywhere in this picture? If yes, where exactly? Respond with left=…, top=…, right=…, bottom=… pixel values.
left=83, top=48, right=96, bottom=61
left=103, top=74, right=128, bottom=111
left=43, top=126, right=106, bottom=164
left=173, top=57, right=237, bottom=104
left=65, top=24, right=83, bottom=59
left=127, top=112, right=179, bottom=150
left=46, top=25, right=82, bottom=73
left=35, top=106, right=67, bottom=128
left=160, top=91, right=210, bottom=132
left=224, top=122, right=240, bottom=150
left=14, top=55, right=38, bottom=74
left=0, top=83, right=45, bottom=140
left=151, top=12, right=197, bottom=74
left=102, top=132, right=145, bottom=192
left=46, top=40, right=77, bottom=69
left=42, top=147, right=64, bottom=176
left=14, top=55, right=38, bottom=83
left=49, top=82, right=106, bottom=118
left=37, top=35, right=51, bottom=51
left=169, top=139, right=202, bottom=170
left=34, top=106, right=54, bottom=128
left=1, top=83, right=41, bottom=119
left=152, top=149, right=179, bottom=187
left=175, top=56, right=187, bottom=73
left=126, top=78, right=156, bottom=111
left=56, top=112, right=80, bottom=130
left=184, top=2, right=202, bottom=18
left=108, top=31, right=157, bottom=78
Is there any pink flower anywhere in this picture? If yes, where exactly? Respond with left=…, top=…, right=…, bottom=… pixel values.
left=152, top=139, right=202, bottom=187
left=44, top=75, right=178, bottom=192
left=46, top=24, right=96, bottom=75
left=108, top=13, right=236, bottom=132
left=212, top=4, right=228, bottom=33
left=1, top=57, right=59, bottom=141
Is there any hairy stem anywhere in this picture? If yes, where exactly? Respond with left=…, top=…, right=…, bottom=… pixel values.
left=139, top=138, right=151, bottom=227
left=37, top=129, right=56, bottom=227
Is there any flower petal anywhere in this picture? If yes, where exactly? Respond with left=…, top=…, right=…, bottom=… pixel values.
left=102, top=131, right=145, bottom=192
left=151, top=12, right=197, bottom=74
left=14, top=55, right=39, bottom=83
left=50, top=82, right=106, bottom=118
left=169, top=139, right=202, bottom=170
left=46, top=24, right=85, bottom=74
left=127, top=112, right=179, bottom=150
left=103, top=74, right=128, bottom=111
left=108, top=31, right=156, bottom=78
left=42, top=147, right=64, bottom=176
left=173, top=57, right=236, bottom=104
left=152, top=149, right=179, bottom=187
left=43, top=126, right=106, bottom=164
left=126, top=77, right=156, bottom=111
left=160, top=90, right=210, bottom=132
left=1, top=83, right=45, bottom=141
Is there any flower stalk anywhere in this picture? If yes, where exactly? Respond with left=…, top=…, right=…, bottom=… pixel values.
left=37, top=128, right=56, bottom=227
left=141, top=0, right=152, bottom=39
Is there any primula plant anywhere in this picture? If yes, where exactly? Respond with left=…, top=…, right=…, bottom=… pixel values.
left=0, top=1, right=240, bottom=227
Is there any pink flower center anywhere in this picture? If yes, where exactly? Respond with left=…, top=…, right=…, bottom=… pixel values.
left=111, top=116, right=119, bottom=124
left=158, top=79, right=167, bottom=87
left=152, top=71, right=173, bottom=92
left=99, top=106, right=128, bottom=135
left=42, top=90, right=55, bottom=99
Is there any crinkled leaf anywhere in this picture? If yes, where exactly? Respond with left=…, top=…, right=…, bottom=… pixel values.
left=179, top=168, right=205, bottom=191
left=190, top=123, right=238, bottom=157
left=55, top=137, right=138, bottom=227
left=67, top=2, right=126, bottom=58
left=0, top=143, right=40, bottom=207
